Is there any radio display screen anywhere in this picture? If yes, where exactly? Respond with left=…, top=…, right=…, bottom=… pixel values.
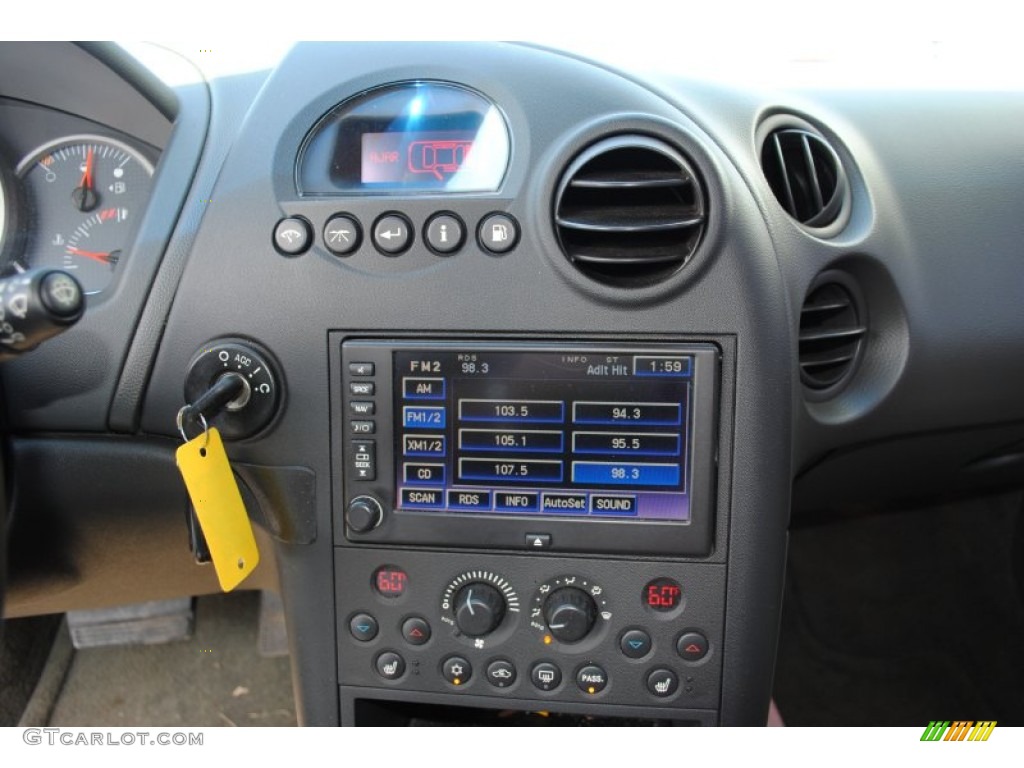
left=393, top=349, right=694, bottom=522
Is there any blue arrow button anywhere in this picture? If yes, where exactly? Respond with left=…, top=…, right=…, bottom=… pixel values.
left=628, top=639, right=644, bottom=649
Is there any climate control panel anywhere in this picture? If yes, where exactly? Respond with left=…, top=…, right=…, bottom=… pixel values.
left=335, top=548, right=724, bottom=716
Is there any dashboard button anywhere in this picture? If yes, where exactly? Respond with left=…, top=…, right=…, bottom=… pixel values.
left=351, top=440, right=376, bottom=481
left=676, top=630, right=709, bottom=661
left=401, top=616, right=431, bottom=646
left=530, top=661, right=562, bottom=691
left=350, top=381, right=375, bottom=396
left=349, top=612, right=378, bottom=642
left=525, top=533, right=551, bottom=549
left=373, top=214, right=412, bottom=255
left=576, top=664, right=608, bottom=694
left=349, top=362, right=375, bottom=376
left=323, top=214, right=361, bottom=255
left=425, top=213, right=465, bottom=254
left=350, top=420, right=376, bottom=434
left=273, top=217, right=311, bottom=255
left=442, top=655, right=472, bottom=686
left=375, top=651, right=405, bottom=680
left=478, top=213, right=519, bottom=254
left=646, top=667, right=679, bottom=697
left=350, top=401, right=376, bottom=416
left=620, top=629, right=652, bottom=659
left=486, top=659, right=517, bottom=688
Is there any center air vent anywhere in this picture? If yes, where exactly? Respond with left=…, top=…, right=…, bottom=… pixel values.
left=799, top=279, right=866, bottom=391
left=760, top=127, right=846, bottom=228
left=554, top=136, right=706, bottom=287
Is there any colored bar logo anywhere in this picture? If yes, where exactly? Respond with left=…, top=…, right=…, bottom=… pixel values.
left=920, top=721, right=996, bottom=741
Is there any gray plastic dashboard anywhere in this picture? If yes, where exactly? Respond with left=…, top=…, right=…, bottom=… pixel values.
left=2, top=41, right=1024, bottom=726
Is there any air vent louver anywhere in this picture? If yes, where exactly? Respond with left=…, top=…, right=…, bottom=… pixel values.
left=799, top=281, right=866, bottom=390
left=554, top=136, right=706, bottom=287
left=761, top=128, right=845, bottom=227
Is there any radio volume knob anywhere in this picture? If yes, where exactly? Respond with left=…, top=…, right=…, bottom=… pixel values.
left=346, top=496, right=383, bottom=533
left=543, top=587, right=597, bottom=643
left=453, top=582, right=507, bottom=637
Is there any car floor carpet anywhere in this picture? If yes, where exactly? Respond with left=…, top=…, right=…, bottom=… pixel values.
left=773, top=491, right=1024, bottom=726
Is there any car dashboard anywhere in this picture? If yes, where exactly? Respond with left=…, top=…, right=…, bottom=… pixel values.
left=2, top=41, right=1023, bottom=727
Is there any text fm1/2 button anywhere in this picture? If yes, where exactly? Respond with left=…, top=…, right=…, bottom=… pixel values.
left=350, top=381, right=375, bottom=396
left=349, top=612, right=378, bottom=642
left=401, top=617, right=431, bottom=646
left=349, top=362, right=374, bottom=376
left=273, top=217, right=311, bottom=255
left=530, top=661, right=561, bottom=691
left=478, top=213, right=519, bottom=254
left=425, top=214, right=465, bottom=255
left=323, top=214, right=361, bottom=255
left=442, top=656, right=472, bottom=686
left=486, top=659, right=517, bottom=688
left=576, top=664, right=608, bottom=694
left=351, top=440, right=376, bottom=481
left=351, top=421, right=375, bottom=434
left=375, top=651, right=406, bottom=680
left=620, top=629, right=653, bottom=659
left=350, top=401, right=375, bottom=416
left=373, top=214, right=412, bottom=255
left=646, top=668, right=679, bottom=697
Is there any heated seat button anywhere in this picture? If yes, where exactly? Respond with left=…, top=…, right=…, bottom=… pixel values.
left=401, top=617, right=431, bottom=646
left=575, top=664, right=608, bottom=694
left=442, top=655, right=472, bottom=686
left=375, top=651, right=405, bottom=680
left=620, top=629, right=652, bottom=659
left=676, top=631, right=709, bottom=661
left=646, top=667, right=679, bottom=698
left=530, top=661, right=562, bottom=692
left=486, top=659, right=517, bottom=689
left=349, top=612, right=378, bottom=642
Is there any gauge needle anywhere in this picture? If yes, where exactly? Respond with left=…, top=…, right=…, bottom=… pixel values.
left=66, top=246, right=111, bottom=264
left=72, top=148, right=98, bottom=212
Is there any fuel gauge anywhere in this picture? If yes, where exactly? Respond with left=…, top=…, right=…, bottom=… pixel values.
left=16, top=134, right=155, bottom=294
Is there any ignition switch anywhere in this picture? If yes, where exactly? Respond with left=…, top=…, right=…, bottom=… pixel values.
left=183, top=339, right=281, bottom=439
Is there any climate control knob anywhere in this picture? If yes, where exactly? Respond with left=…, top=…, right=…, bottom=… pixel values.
left=543, top=586, right=597, bottom=643
left=454, top=582, right=507, bottom=637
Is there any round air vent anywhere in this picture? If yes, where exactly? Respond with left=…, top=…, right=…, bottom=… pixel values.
left=799, top=279, right=866, bottom=391
left=760, top=126, right=846, bottom=228
left=554, top=136, right=706, bottom=287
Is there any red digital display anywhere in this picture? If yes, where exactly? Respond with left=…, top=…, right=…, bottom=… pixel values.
left=373, top=566, right=408, bottom=598
left=644, top=577, right=683, bottom=612
left=361, top=131, right=475, bottom=185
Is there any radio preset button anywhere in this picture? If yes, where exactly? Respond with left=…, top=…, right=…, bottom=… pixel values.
left=351, top=440, right=376, bottom=481
left=349, top=362, right=375, bottom=376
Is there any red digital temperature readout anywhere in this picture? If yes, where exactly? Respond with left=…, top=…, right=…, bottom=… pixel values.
left=373, top=566, right=408, bottom=598
left=644, top=577, right=683, bottom=612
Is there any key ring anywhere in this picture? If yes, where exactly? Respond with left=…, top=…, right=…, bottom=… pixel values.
left=176, top=405, right=210, bottom=449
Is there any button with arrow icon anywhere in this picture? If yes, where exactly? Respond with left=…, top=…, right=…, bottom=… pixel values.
left=348, top=612, right=379, bottom=642
left=619, top=628, right=652, bottom=659
left=676, top=630, right=709, bottom=661
left=372, top=213, right=413, bottom=255
left=323, top=213, right=361, bottom=255
left=401, top=616, right=431, bottom=646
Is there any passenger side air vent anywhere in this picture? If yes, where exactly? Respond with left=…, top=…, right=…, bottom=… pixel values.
left=554, top=136, right=706, bottom=287
left=761, top=127, right=846, bottom=228
left=799, top=280, right=866, bottom=391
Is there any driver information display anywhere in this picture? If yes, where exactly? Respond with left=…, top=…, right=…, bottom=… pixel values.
left=394, top=349, right=693, bottom=521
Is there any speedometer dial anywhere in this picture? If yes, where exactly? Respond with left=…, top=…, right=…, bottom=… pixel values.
left=16, top=135, right=154, bottom=294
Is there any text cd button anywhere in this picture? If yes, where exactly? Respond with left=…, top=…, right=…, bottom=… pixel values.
left=403, top=377, right=446, bottom=400
left=447, top=490, right=492, bottom=510
left=590, top=495, right=638, bottom=516
left=403, top=434, right=446, bottom=456
left=404, top=463, right=445, bottom=485
left=541, top=493, right=589, bottom=514
left=400, top=488, right=444, bottom=508
left=403, top=406, right=446, bottom=429
left=495, top=491, right=540, bottom=512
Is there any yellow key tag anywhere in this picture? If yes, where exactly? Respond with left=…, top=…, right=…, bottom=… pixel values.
left=176, top=427, right=259, bottom=592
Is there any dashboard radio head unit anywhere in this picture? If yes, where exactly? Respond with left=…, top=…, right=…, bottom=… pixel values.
left=340, top=341, right=718, bottom=556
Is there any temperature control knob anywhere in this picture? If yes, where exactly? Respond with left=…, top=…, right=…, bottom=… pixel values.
left=454, top=582, right=506, bottom=637
left=543, top=587, right=597, bottom=643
